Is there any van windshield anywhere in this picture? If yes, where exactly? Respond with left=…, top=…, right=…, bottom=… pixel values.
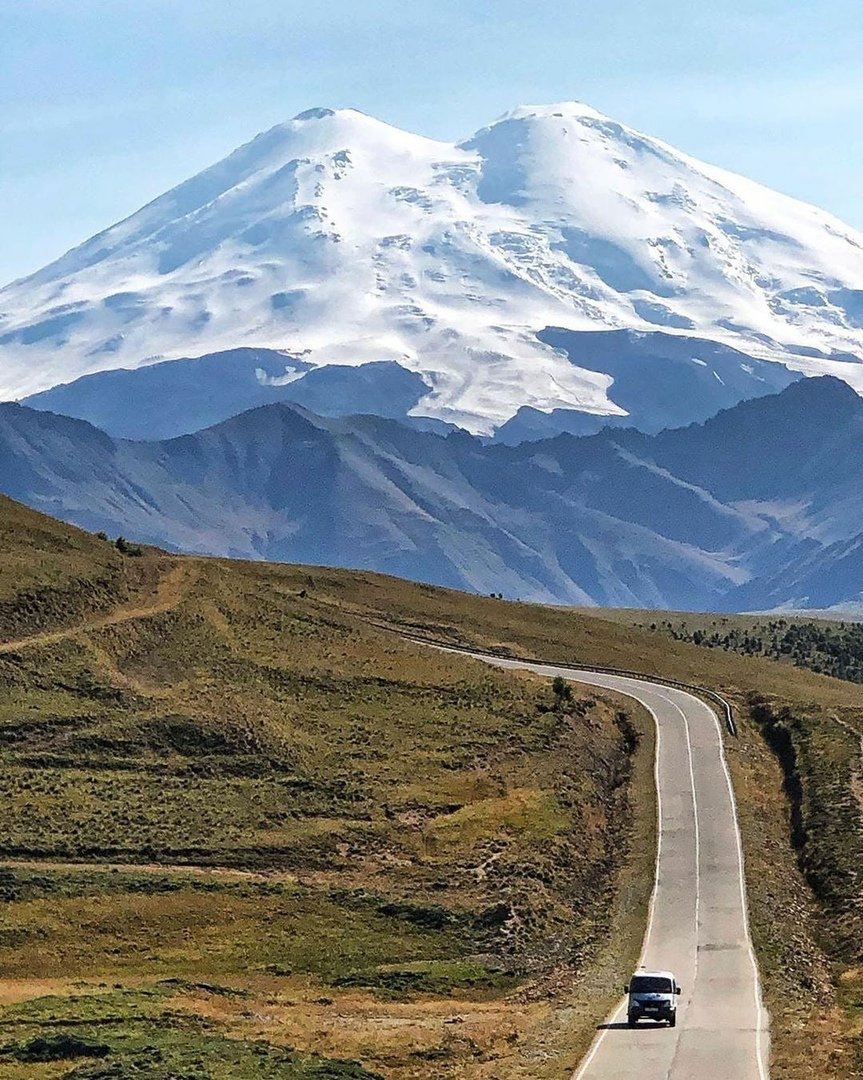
left=630, top=976, right=673, bottom=993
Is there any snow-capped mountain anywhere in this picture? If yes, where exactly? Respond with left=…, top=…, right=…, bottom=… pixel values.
left=3, top=102, right=863, bottom=434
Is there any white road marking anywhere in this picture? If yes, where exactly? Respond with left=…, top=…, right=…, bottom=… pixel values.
left=654, top=690, right=700, bottom=1080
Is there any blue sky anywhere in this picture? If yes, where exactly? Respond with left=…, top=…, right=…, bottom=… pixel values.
left=2, top=0, right=862, bottom=286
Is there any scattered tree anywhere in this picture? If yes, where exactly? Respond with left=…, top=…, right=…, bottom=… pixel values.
left=114, top=535, right=143, bottom=557
left=654, top=617, right=863, bottom=685
left=552, top=675, right=573, bottom=705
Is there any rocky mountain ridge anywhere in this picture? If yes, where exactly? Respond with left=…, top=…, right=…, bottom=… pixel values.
left=1, top=376, right=859, bottom=611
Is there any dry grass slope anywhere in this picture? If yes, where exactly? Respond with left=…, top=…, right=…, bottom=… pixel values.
left=0, top=497, right=652, bottom=1079
left=1, top=495, right=861, bottom=1077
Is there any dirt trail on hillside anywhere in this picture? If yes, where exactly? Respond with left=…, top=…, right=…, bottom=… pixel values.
left=0, top=560, right=198, bottom=654
left=0, top=856, right=292, bottom=883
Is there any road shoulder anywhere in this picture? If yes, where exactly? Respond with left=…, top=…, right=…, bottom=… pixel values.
left=486, top=681, right=658, bottom=1079
left=727, top=705, right=851, bottom=1079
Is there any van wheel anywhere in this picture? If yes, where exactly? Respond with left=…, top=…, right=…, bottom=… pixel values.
left=627, top=1013, right=637, bottom=1027
left=668, top=1014, right=676, bottom=1028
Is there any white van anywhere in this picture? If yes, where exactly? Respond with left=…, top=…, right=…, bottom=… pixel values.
left=625, top=969, right=682, bottom=1027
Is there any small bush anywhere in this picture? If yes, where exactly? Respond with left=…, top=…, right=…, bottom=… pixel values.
left=552, top=676, right=573, bottom=705
left=376, top=900, right=457, bottom=930
left=114, top=536, right=142, bottom=557
left=332, top=960, right=518, bottom=998
left=5, top=1034, right=111, bottom=1062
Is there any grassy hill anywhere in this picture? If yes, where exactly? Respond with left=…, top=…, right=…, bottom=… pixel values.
left=0, top=497, right=151, bottom=641
left=0, top=496, right=655, bottom=1079
left=0, top=495, right=861, bottom=1077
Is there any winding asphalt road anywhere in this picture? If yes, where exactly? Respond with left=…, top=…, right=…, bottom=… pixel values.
left=449, top=650, right=770, bottom=1079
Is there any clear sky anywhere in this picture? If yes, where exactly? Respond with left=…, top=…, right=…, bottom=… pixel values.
left=2, top=0, right=862, bottom=286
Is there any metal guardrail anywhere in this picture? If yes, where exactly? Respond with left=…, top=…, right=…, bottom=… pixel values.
left=381, top=626, right=738, bottom=737
left=542, top=660, right=738, bottom=737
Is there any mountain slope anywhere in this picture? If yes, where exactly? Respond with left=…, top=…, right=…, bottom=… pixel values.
left=3, top=103, right=863, bottom=435
left=731, top=531, right=863, bottom=612
left=1, top=377, right=860, bottom=610
left=0, top=398, right=743, bottom=606
left=21, top=349, right=454, bottom=440
left=21, top=331, right=799, bottom=442
left=632, top=374, right=863, bottom=543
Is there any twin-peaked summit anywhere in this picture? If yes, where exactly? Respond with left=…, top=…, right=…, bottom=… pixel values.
left=3, top=102, right=863, bottom=434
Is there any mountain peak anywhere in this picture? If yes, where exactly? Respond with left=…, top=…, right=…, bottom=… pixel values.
left=3, top=102, right=863, bottom=432
left=292, top=107, right=338, bottom=121
left=660, top=375, right=863, bottom=476
left=763, top=373, right=863, bottom=414
left=707, top=373, right=863, bottom=425
left=492, top=101, right=611, bottom=124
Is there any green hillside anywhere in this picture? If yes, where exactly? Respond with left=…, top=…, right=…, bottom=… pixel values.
left=0, top=495, right=861, bottom=1078
left=617, top=611, right=863, bottom=684
left=0, top=496, right=653, bottom=1079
